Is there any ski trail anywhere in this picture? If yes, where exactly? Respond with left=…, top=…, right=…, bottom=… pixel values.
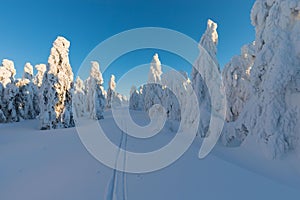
left=105, top=115, right=128, bottom=200
left=122, top=124, right=128, bottom=200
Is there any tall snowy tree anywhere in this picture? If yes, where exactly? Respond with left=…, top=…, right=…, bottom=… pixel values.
left=129, top=85, right=145, bottom=111
left=161, top=71, right=189, bottom=122
left=106, top=74, right=127, bottom=108
left=143, top=53, right=164, bottom=112
left=86, top=61, right=106, bottom=120
left=39, top=36, right=75, bottom=130
left=106, top=74, right=116, bottom=109
left=34, top=64, right=46, bottom=88
left=16, top=63, right=39, bottom=120
left=191, top=19, right=220, bottom=137
left=222, top=0, right=300, bottom=159
left=33, top=64, right=47, bottom=116
left=129, top=85, right=141, bottom=110
left=0, top=59, right=19, bottom=122
left=222, top=43, right=255, bottom=123
left=73, top=76, right=86, bottom=118
left=0, top=82, right=5, bottom=122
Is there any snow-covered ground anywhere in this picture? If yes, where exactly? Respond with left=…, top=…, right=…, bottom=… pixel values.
left=1, top=109, right=300, bottom=200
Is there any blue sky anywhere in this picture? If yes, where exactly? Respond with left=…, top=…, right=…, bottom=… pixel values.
left=0, top=0, right=255, bottom=95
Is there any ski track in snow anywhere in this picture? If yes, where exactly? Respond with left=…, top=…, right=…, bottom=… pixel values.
left=106, top=117, right=128, bottom=200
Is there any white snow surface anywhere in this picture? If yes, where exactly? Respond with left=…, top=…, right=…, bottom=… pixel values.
left=1, top=109, right=300, bottom=200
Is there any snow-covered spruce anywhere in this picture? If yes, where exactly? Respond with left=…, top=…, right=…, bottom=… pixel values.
left=160, top=69, right=200, bottom=132
left=138, top=86, right=145, bottom=110
left=106, top=75, right=116, bottom=109
left=73, top=76, right=86, bottom=118
left=222, top=0, right=300, bottom=159
left=191, top=19, right=220, bottom=137
left=161, top=71, right=182, bottom=122
left=143, top=54, right=164, bottom=112
left=16, top=63, right=39, bottom=120
left=34, top=64, right=46, bottom=88
left=86, top=61, right=106, bottom=120
left=39, top=36, right=75, bottom=130
left=106, top=74, right=127, bottom=109
left=33, top=64, right=47, bottom=115
left=129, top=85, right=142, bottom=110
left=0, top=59, right=19, bottom=122
left=222, top=43, right=255, bottom=123
left=129, top=85, right=145, bottom=111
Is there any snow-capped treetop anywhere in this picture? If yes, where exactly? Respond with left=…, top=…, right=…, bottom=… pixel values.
left=130, top=85, right=137, bottom=96
left=148, top=53, right=163, bottom=83
left=0, top=59, right=16, bottom=87
left=52, top=36, right=70, bottom=54
left=2, top=59, right=16, bottom=77
left=199, top=19, right=218, bottom=64
left=34, top=64, right=46, bottom=87
left=23, top=62, right=34, bottom=81
left=75, top=76, right=85, bottom=92
left=48, top=36, right=74, bottom=87
left=108, top=75, right=116, bottom=91
left=35, top=64, right=46, bottom=73
left=90, top=61, right=104, bottom=85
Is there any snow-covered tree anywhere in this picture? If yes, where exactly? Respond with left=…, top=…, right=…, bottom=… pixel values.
left=86, top=61, right=106, bottom=120
left=129, top=85, right=140, bottom=110
left=191, top=19, right=220, bottom=137
left=23, top=62, right=34, bottom=80
left=3, top=83, right=18, bottom=122
left=39, top=36, right=75, bottom=130
left=34, top=64, right=46, bottom=88
left=15, top=63, right=39, bottom=120
left=0, top=59, right=19, bottom=122
left=106, top=74, right=127, bottom=108
left=0, top=59, right=16, bottom=87
left=73, top=76, right=86, bottom=117
left=138, top=86, right=145, bottom=109
left=143, top=54, right=164, bottom=112
left=222, top=43, right=255, bottom=123
left=161, top=71, right=189, bottom=122
left=0, top=109, right=6, bottom=123
left=106, top=75, right=116, bottom=109
left=222, top=0, right=300, bottom=159
left=129, top=85, right=145, bottom=111
left=0, top=71, right=5, bottom=122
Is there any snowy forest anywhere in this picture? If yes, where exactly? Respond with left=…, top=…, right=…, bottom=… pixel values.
left=1, top=0, right=300, bottom=161
left=0, top=37, right=128, bottom=130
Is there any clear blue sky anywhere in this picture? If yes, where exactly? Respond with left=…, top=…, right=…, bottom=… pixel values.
left=0, top=0, right=255, bottom=95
